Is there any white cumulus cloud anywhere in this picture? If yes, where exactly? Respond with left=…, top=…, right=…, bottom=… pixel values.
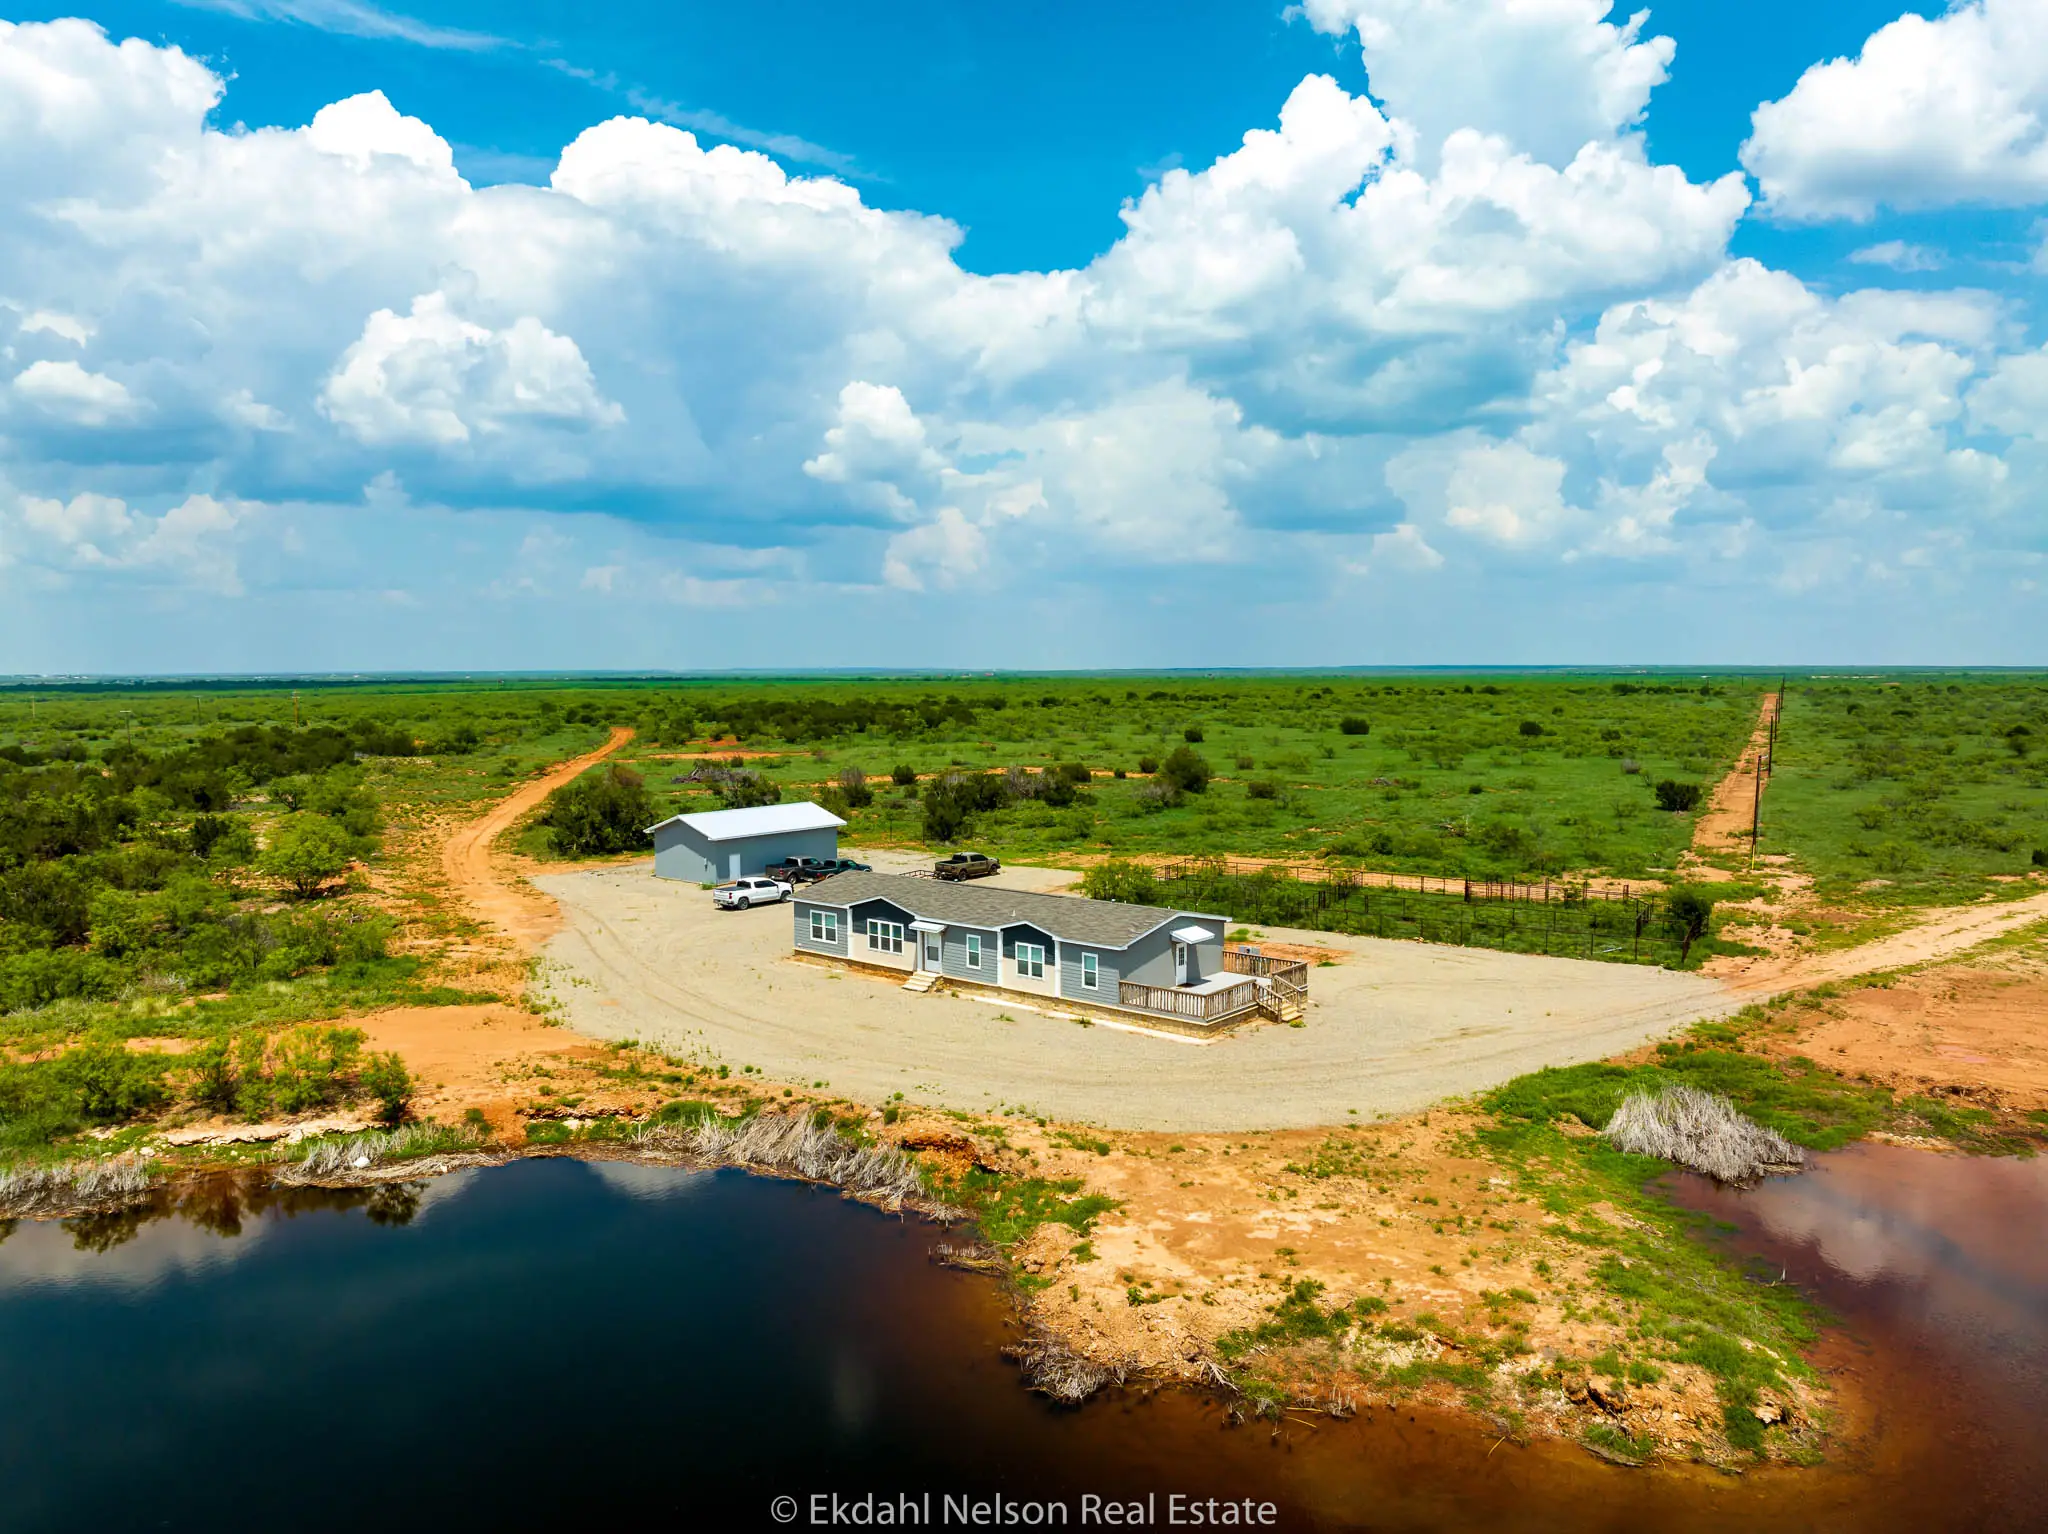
left=11, top=359, right=138, bottom=424
left=1744, top=0, right=2048, bottom=220
left=320, top=291, right=623, bottom=447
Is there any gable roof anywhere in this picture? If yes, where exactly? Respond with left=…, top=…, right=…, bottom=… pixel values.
left=646, top=801, right=847, bottom=841
left=798, top=871, right=1217, bottom=951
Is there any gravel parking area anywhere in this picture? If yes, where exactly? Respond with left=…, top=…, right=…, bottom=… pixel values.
left=534, top=860, right=1736, bottom=1132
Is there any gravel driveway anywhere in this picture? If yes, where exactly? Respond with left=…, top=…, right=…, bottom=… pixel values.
left=534, top=861, right=1735, bottom=1132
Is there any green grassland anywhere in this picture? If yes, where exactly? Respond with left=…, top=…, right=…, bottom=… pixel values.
left=1764, top=678, right=2048, bottom=904
left=0, top=681, right=610, bottom=1159
left=3, top=668, right=2045, bottom=1165
left=576, top=673, right=1765, bottom=880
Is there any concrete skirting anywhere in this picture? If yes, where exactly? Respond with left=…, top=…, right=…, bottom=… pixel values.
left=789, top=951, right=1262, bottom=1038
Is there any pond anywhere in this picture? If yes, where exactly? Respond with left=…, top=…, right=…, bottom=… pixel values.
left=0, top=1147, right=2041, bottom=1532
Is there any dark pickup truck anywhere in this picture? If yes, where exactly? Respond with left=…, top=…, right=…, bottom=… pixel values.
left=765, top=856, right=835, bottom=883
left=766, top=856, right=872, bottom=883
left=807, top=858, right=872, bottom=880
left=933, top=851, right=1001, bottom=881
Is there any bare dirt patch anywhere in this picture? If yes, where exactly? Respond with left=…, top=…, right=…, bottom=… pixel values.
left=351, top=1004, right=615, bottom=1133
left=1711, top=892, right=2048, bottom=996
left=987, top=1110, right=1795, bottom=1461
left=1757, top=965, right=2048, bottom=1117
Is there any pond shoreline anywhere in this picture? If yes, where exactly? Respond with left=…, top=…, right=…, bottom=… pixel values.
left=7, top=1132, right=2046, bottom=1531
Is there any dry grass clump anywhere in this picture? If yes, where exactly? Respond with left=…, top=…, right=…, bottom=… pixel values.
left=1605, top=1083, right=1804, bottom=1183
left=283, top=1121, right=487, bottom=1180
left=639, top=1111, right=926, bottom=1207
left=1007, top=1329, right=1127, bottom=1404
left=0, top=1153, right=154, bottom=1215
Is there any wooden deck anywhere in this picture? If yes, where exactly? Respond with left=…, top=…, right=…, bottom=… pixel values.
left=1118, top=977, right=1263, bottom=1024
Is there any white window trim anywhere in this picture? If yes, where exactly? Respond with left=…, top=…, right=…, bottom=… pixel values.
left=965, top=934, right=982, bottom=968
left=1081, top=952, right=1098, bottom=990
left=1015, top=942, right=1045, bottom=979
left=866, top=919, right=904, bottom=955
left=811, top=910, right=839, bottom=942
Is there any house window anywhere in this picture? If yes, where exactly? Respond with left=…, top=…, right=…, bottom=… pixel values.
left=1015, top=942, right=1045, bottom=979
left=866, top=919, right=904, bottom=955
left=810, top=910, right=838, bottom=943
left=965, top=934, right=982, bottom=968
left=1081, top=952, right=1099, bottom=990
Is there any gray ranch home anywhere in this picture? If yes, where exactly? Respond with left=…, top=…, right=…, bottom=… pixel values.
left=790, top=872, right=1305, bottom=1032
left=649, top=801, right=846, bottom=884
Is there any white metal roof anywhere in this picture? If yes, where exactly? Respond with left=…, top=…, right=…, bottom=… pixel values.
left=1171, top=924, right=1218, bottom=943
left=645, top=801, right=847, bottom=842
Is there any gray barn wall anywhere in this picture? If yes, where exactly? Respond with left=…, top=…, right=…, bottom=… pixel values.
left=654, top=824, right=838, bottom=883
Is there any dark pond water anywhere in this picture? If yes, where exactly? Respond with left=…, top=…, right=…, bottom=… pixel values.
left=0, top=1148, right=2042, bottom=1533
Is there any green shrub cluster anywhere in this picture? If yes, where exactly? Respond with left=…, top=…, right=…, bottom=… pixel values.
left=537, top=764, right=656, bottom=856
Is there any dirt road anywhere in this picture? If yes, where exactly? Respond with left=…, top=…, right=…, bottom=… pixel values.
left=1685, top=689, right=1779, bottom=878
left=534, top=863, right=1732, bottom=1132
left=1720, top=887, right=2048, bottom=996
left=440, top=725, right=633, bottom=950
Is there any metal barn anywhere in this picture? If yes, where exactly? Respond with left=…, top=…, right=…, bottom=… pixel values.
left=647, top=801, right=846, bottom=883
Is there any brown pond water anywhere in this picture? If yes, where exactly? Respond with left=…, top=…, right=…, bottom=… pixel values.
left=0, top=1147, right=2040, bottom=1532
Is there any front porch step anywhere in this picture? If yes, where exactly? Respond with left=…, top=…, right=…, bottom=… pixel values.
left=902, top=971, right=943, bottom=993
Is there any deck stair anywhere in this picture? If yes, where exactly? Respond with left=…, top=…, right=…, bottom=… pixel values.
left=901, top=971, right=943, bottom=994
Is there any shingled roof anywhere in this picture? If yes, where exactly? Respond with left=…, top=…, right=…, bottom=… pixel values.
left=799, top=871, right=1220, bottom=950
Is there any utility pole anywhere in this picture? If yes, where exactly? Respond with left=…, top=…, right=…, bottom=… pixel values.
left=292, top=689, right=300, bottom=729
left=119, top=708, right=134, bottom=745
left=1749, top=736, right=1764, bottom=869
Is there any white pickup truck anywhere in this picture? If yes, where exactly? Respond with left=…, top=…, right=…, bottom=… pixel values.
left=713, top=876, right=793, bottom=910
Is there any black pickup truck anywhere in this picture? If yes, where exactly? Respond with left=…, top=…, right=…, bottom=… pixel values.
left=933, top=851, right=1001, bottom=881
left=807, top=858, right=872, bottom=880
left=765, top=856, right=835, bottom=883
left=766, top=856, right=872, bottom=883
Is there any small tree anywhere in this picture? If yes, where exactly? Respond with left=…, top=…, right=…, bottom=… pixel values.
left=1339, top=717, right=1370, bottom=736
left=836, top=766, right=874, bottom=808
left=361, top=1051, right=414, bottom=1126
left=1518, top=720, right=1545, bottom=737
left=1653, top=779, right=1703, bottom=812
left=891, top=763, right=918, bottom=787
left=716, top=773, right=781, bottom=810
left=262, top=815, right=356, bottom=897
left=1081, top=860, right=1162, bottom=904
left=1183, top=726, right=1205, bottom=743
left=1158, top=745, right=1213, bottom=796
left=190, top=1034, right=238, bottom=1113
left=1662, top=888, right=1715, bottom=965
left=539, top=765, right=657, bottom=855
left=919, top=771, right=1010, bottom=843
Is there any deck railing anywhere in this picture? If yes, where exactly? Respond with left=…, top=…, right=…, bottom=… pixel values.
left=1224, top=947, right=1309, bottom=1018
left=1222, top=948, right=1309, bottom=984
left=1118, top=978, right=1262, bottom=1024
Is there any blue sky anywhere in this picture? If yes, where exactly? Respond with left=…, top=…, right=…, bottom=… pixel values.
left=0, top=1, right=2044, bottom=671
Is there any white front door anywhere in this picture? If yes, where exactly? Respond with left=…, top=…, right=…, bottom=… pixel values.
left=1174, top=941, right=1188, bottom=985
left=922, top=933, right=942, bottom=970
